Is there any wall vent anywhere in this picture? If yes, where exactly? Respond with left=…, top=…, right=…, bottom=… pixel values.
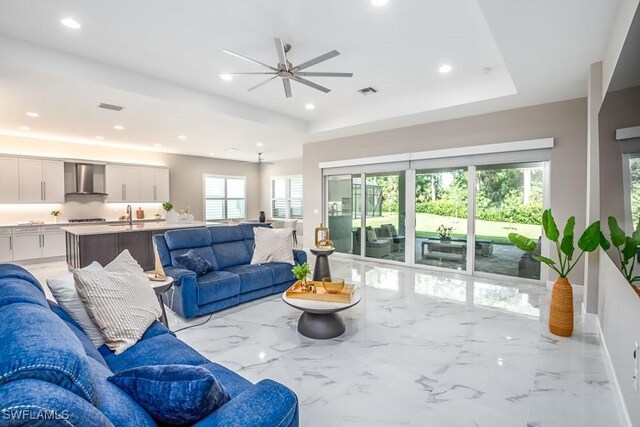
left=358, top=87, right=378, bottom=96
left=98, top=103, right=124, bottom=111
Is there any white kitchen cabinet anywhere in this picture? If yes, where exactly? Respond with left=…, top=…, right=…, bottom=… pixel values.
left=139, top=167, right=170, bottom=202
left=0, top=229, right=12, bottom=262
left=154, top=168, right=170, bottom=202
left=0, top=157, right=20, bottom=203
left=139, top=167, right=155, bottom=202
left=18, top=158, right=65, bottom=203
left=42, top=160, right=65, bottom=203
left=12, top=227, right=42, bottom=261
left=41, top=227, right=66, bottom=258
left=106, top=165, right=141, bottom=202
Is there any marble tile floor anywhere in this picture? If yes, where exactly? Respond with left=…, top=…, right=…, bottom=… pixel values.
left=21, top=259, right=621, bottom=427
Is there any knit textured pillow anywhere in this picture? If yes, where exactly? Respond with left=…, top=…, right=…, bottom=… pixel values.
left=74, top=250, right=161, bottom=355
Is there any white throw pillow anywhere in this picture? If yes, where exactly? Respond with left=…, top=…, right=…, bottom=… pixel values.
left=47, top=261, right=105, bottom=347
left=251, top=227, right=294, bottom=265
left=74, top=250, right=161, bottom=355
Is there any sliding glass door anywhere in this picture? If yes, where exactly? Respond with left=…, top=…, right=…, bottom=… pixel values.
left=473, top=164, right=544, bottom=280
left=415, top=168, right=468, bottom=272
left=324, top=160, right=547, bottom=283
left=364, top=172, right=406, bottom=262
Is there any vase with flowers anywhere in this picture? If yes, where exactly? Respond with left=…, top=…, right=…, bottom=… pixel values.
left=50, top=210, right=61, bottom=224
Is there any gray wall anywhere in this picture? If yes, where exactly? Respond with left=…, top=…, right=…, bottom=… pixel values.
left=0, top=135, right=260, bottom=222
left=598, top=251, right=640, bottom=426
left=303, top=97, right=589, bottom=284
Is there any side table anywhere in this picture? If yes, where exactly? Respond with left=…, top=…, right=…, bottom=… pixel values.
left=310, top=248, right=335, bottom=281
left=146, top=275, right=174, bottom=328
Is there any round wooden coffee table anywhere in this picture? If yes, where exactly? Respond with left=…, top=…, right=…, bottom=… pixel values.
left=282, top=290, right=361, bottom=339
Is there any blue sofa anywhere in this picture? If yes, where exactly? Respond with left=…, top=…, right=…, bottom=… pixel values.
left=0, top=264, right=299, bottom=426
left=153, top=224, right=306, bottom=319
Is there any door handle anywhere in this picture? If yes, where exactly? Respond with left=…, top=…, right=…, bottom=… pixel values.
left=43, top=182, right=46, bottom=201
left=40, top=181, right=44, bottom=201
left=153, top=185, right=157, bottom=201
left=9, top=236, right=12, bottom=250
left=122, top=184, right=125, bottom=200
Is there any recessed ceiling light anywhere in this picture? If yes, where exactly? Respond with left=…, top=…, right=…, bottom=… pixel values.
left=438, top=64, right=453, bottom=74
left=25, top=112, right=39, bottom=118
left=60, top=17, right=81, bottom=30
left=208, top=152, right=215, bottom=156
left=219, top=74, right=233, bottom=82
left=371, top=0, right=389, bottom=7
left=113, top=125, right=124, bottom=130
left=95, top=135, right=105, bottom=140
left=305, top=103, right=315, bottom=110
left=228, top=148, right=238, bottom=152
left=256, top=142, right=264, bottom=147
left=19, top=126, right=31, bottom=131
left=177, top=135, right=187, bottom=140
left=154, top=143, right=162, bottom=147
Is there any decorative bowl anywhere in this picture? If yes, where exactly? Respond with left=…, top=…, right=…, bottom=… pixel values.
left=322, top=278, right=345, bottom=294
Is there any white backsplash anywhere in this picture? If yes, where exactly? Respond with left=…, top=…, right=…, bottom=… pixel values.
left=0, top=195, right=165, bottom=225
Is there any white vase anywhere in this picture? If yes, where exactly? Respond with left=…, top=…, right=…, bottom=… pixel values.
left=165, top=210, right=179, bottom=224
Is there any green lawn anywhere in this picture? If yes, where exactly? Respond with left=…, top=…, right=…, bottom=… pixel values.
left=355, top=213, right=541, bottom=245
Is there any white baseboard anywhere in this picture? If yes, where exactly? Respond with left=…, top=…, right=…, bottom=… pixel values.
left=596, top=316, right=633, bottom=427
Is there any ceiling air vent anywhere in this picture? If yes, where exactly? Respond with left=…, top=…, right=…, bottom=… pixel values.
left=98, top=103, right=124, bottom=111
left=358, top=87, right=378, bottom=96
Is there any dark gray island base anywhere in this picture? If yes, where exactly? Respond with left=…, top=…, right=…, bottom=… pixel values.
left=63, top=222, right=209, bottom=271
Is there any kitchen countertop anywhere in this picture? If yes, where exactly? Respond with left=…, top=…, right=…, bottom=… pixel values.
left=0, top=218, right=166, bottom=228
left=61, top=221, right=209, bottom=236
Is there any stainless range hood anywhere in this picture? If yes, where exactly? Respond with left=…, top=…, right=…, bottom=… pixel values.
left=65, top=163, right=108, bottom=196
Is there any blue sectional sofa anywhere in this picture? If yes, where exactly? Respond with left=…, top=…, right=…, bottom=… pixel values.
left=0, top=263, right=299, bottom=426
left=153, top=224, right=306, bottom=319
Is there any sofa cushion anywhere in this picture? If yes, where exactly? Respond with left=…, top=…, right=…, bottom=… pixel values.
left=175, top=250, right=214, bottom=276
left=73, top=250, right=162, bottom=355
left=251, top=227, right=294, bottom=265
left=212, top=241, right=252, bottom=270
left=263, top=262, right=296, bottom=285
left=0, top=266, right=48, bottom=309
left=197, top=271, right=241, bottom=305
left=49, top=302, right=108, bottom=368
left=102, top=332, right=208, bottom=373
left=209, top=225, right=244, bottom=243
left=47, top=261, right=105, bottom=347
left=0, top=303, right=95, bottom=403
left=224, top=264, right=273, bottom=294
left=88, top=358, right=156, bottom=427
left=0, top=379, right=112, bottom=427
left=165, top=228, right=212, bottom=250
left=109, top=365, right=230, bottom=426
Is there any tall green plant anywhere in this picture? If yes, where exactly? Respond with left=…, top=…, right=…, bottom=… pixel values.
left=508, top=209, right=604, bottom=278
left=604, top=216, right=640, bottom=284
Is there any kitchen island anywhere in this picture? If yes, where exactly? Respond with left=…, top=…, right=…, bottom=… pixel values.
left=63, top=221, right=209, bottom=271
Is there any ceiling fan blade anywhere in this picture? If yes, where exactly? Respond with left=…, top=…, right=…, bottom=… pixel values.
left=295, top=72, right=353, bottom=78
left=219, top=72, right=277, bottom=75
left=274, top=38, right=288, bottom=69
left=294, top=50, right=340, bottom=71
left=283, top=78, right=292, bottom=98
left=291, top=77, right=331, bottom=93
left=222, top=49, right=277, bottom=71
left=247, top=76, right=278, bottom=92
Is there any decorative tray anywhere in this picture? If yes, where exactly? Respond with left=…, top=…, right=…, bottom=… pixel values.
left=285, top=280, right=356, bottom=303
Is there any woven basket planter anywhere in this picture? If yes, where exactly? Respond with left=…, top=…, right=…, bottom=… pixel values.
left=549, top=277, right=573, bottom=337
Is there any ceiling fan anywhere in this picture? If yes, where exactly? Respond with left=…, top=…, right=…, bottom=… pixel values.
left=257, top=153, right=274, bottom=165
left=220, top=38, right=353, bottom=98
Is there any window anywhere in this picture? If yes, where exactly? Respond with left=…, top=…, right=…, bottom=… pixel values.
left=203, top=175, right=246, bottom=221
left=271, top=175, right=303, bottom=219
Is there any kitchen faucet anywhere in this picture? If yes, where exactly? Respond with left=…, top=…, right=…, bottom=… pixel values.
left=127, top=205, right=133, bottom=226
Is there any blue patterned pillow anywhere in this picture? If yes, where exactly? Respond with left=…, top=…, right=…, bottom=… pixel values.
left=108, top=365, right=230, bottom=425
left=174, top=250, right=213, bottom=276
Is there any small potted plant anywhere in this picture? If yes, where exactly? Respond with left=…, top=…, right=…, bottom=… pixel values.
left=437, top=224, right=453, bottom=241
left=509, top=209, right=604, bottom=337
left=603, top=217, right=640, bottom=297
left=50, top=210, right=61, bottom=224
left=291, top=262, right=312, bottom=291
